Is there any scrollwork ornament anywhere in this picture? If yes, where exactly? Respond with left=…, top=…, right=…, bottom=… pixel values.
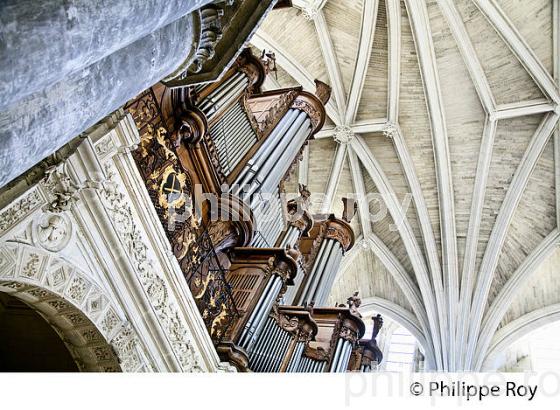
left=0, top=190, right=43, bottom=236
left=99, top=161, right=203, bottom=372
left=339, top=325, right=359, bottom=345
left=291, top=98, right=321, bottom=130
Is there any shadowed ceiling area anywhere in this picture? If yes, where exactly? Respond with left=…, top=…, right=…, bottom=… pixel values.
left=253, top=0, right=560, bottom=370
left=0, top=292, right=78, bottom=372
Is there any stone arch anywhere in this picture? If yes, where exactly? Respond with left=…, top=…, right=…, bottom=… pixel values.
left=480, top=304, right=560, bottom=371
left=359, top=296, right=434, bottom=370
left=0, top=241, right=147, bottom=372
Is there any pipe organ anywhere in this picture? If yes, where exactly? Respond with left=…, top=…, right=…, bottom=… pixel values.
left=124, top=48, right=384, bottom=373
left=347, top=314, right=385, bottom=372
left=294, top=215, right=354, bottom=307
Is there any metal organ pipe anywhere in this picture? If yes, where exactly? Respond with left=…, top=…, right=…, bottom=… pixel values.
left=249, top=277, right=283, bottom=345
left=298, top=239, right=334, bottom=305
left=280, top=226, right=300, bottom=248
left=255, top=324, right=282, bottom=372
left=305, top=240, right=337, bottom=304
left=329, top=339, right=353, bottom=373
left=210, top=102, right=258, bottom=175
left=271, top=331, right=292, bottom=372
left=298, top=358, right=307, bottom=372
left=314, top=242, right=343, bottom=306
left=200, top=72, right=248, bottom=118
left=248, top=317, right=274, bottom=368
left=199, top=74, right=242, bottom=114
left=259, top=119, right=312, bottom=194
left=250, top=189, right=284, bottom=248
left=286, top=342, right=305, bottom=372
left=232, top=110, right=300, bottom=194
left=238, top=277, right=275, bottom=348
left=339, top=341, right=353, bottom=372
left=330, top=338, right=344, bottom=373
left=250, top=318, right=274, bottom=370
left=212, top=105, right=242, bottom=172
left=248, top=113, right=310, bottom=197
left=240, top=275, right=283, bottom=352
left=297, top=238, right=345, bottom=307
left=245, top=110, right=300, bottom=174
left=296, top=239, right=328, bottom=305
left=280, top=226, right=304, bottom=305
left=234, top=110, right=305, bottom=197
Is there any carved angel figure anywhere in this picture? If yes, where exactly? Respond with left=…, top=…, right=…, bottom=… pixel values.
left=347, top=291, right=362, bottom=317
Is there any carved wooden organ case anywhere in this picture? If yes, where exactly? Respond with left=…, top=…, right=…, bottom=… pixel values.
left=124, top=48, right=380, bottom=372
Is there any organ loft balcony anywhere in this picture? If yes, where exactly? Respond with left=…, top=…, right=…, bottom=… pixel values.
left=122, top=48, right=380, bottom=373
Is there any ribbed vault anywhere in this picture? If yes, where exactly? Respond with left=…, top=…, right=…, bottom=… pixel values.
left=253, top=0, right=560, bottom=370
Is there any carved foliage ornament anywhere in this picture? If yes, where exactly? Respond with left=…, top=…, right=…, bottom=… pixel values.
left=291, top=97, right=322, bottom=132
left=42, top=163, right=82, bottom=213
left=0, top=190, right=43, bottom=236
left=339, top=325, right=359, bottom=345
left=244, top=90, right=299, bottom=140
left=127, top=90, right=195, bottom=222
left=333, top=125, right=355, bottom=145
left=324, top=219, right=354, bottom=252
left=303, top=345, right=330, bottom=362
left=270, top=308, right=300, bottom=334
left=100, top=162, right=203, bottom=371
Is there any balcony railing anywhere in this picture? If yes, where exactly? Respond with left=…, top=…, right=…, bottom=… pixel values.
left=182, top=229, right=240, bottom=344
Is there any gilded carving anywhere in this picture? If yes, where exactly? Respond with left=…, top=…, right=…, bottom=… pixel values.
left=128, top=93, right=195, bottom=223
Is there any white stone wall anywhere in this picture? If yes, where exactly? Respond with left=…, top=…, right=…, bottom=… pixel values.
left=0, top=111, right=233, bottom=372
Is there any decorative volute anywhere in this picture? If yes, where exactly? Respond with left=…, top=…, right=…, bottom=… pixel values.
left=323, top=214, right=355, bottom=253
left=234, top=47, right=267, bottom=93
left=290, top=79, right=331, bottom=135
left=206, top=193, right=255, bottom=252
left=304, top=306, right=365, bottom=367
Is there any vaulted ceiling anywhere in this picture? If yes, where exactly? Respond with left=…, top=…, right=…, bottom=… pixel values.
left=252, top=0, right=560, bottom=371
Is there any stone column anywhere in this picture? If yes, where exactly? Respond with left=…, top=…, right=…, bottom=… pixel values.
left=0, top=14, right=196, bottom=188
left=0, top=0, right=213, bottom=109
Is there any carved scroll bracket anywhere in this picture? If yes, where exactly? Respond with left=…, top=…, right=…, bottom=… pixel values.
left=290, top=80, right=330, bottom=135
left=324, top=216, right=355, bottom=253
left=206, top=194, right=255, bottom=252
left=235, top=48, right=267, bottom=93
